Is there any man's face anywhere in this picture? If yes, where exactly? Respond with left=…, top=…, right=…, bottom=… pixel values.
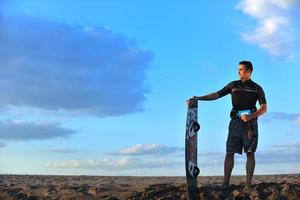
left=238, top=64, right=251, bottom=79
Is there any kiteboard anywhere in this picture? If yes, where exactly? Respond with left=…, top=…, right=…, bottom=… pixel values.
left=185, top=99, right=200, bottom=199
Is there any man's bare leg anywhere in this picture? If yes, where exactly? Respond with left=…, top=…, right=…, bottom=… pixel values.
left=246, top=152, right=255, bottom=187
left=223, top=153, right=234, bottom=185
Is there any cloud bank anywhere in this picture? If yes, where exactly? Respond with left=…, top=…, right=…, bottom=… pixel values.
left=45, top=141, right=300, bottom=172
left=0, top=120, right=77, bottom=141
left=46, top=156, right=180, bottom=170
left=0, top=14, right=153, bottom=117
left=46, top=144, right=183, bottom=170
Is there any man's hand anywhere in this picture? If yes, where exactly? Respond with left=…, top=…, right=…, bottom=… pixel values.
left=241, top=104, right=267, bottom=122
left=190, top=96, right=198, bottom=101
left=186, top=96, right=198, bottom=106
left=241, top=114, right=252, bottom=122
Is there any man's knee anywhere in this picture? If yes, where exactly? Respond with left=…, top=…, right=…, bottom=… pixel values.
left=226, top=152, right=234, bottom=159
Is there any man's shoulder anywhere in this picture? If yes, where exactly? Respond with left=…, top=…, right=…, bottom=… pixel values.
left=229, top=80, right=240, bottom=86
left=250, top=80, right=263, bottom=89
left=227, top=80, right=239, bottom=84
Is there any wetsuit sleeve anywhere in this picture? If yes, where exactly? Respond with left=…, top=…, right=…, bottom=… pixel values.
left=216, top=81, right=234, bottom=98
left=257, top=86, right=267, bottom=104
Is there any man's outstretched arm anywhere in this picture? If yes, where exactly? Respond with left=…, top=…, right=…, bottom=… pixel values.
left=192, top=92, right=219, bottom=101
left=188, top=81, right=233, bottom=103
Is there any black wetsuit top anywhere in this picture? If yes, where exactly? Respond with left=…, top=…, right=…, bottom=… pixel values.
left=216, top=79, right=267, bottom=111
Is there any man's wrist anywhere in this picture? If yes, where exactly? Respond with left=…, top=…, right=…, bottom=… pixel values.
left=250, top=113, right=257, bottom=120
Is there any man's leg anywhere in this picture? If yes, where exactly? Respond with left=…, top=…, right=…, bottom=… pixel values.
left=223, top=152, right=234, bottom=185
left=246, top=152, right=255, bottom=186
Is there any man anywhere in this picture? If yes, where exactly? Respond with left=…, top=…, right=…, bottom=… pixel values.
left=189, top=61, right=267, bottom=190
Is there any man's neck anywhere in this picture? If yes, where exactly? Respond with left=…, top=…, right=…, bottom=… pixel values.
left=241, top=77, right=251, bottom=82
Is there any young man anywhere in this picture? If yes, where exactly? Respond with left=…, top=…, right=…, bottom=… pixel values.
left=189, top=61, right=267, bottom=190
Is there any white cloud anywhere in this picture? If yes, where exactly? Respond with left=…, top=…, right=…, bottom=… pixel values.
left=0, top=120, right=77, bottom=141
left=236, top=0, right=300, bottom=57
left=46, top=156, right=180, bottom=170
left=107, top=144, right=183, bottom=156
left=0, top=14, right=153, bottom=117
left=46, top=143, right=184, bottom=171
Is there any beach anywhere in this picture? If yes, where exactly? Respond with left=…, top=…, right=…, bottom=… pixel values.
left=0, top=174, right=299, bottom=199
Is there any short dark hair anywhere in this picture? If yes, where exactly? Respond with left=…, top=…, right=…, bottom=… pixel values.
left=239, top=60, right=253, bottom=73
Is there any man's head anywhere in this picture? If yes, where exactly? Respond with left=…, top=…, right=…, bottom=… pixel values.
left=238, top=60, right=253, bottom=80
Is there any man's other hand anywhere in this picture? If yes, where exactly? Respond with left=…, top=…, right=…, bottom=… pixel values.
left=241, top=114, right=252, bottom=122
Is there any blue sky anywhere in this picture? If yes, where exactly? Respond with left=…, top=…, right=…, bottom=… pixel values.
left=0, top=0, right=299, bottom=176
